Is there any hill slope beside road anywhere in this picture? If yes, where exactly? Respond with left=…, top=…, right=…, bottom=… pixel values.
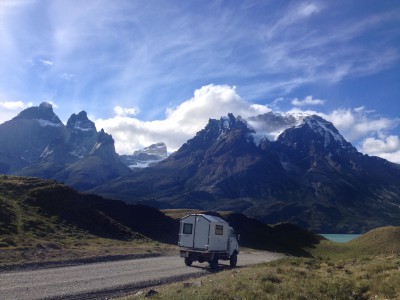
left=0, top=252, right=283, bottom=300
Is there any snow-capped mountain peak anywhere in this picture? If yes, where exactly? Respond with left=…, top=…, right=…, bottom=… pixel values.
left=119, top=142, right=168, bottom=169
left=245, top=112, right=354, bottom=150
left=300, top=115, right=347, bottom=148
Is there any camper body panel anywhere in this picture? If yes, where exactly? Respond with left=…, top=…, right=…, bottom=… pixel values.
left=179, top=214, right=229, bottom=252
left=179, top=214, right=210, bottom=250
left=178, top=214, right=239, bottom=268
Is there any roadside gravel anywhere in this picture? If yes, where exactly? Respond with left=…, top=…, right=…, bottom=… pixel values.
left=0, top=251, right=284, bottom=300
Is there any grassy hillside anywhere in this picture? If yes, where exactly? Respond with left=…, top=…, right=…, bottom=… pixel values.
left=309, top=226, right=400, bottom=259
left=130, top=256, right=400, bottom=300
left=0, top=175, right=178, bottom=266
left=0, top=177, right=323, bottom=266
left=125, top=226, right=400, bottom=300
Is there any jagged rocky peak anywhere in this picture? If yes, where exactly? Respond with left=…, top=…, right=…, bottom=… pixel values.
left=219, top=113, right=248, bottom=131
left=205, top=113, right=249, bottom=137
left=185, top=113, right=250, bottom=150
left=97, top=129, right=114, bottom=145
left=13, top=102, right=62, bottom=125
left=90, top=129, right=116, bottom=157
left=67, top=111, right=96, bottom=132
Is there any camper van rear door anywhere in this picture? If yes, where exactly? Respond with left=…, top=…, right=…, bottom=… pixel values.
left=194, top=216, right=209, bottom=250
left=179, top=218, right=195, bottom=248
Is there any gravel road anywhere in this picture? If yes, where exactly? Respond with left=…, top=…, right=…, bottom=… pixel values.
left=0, top=251, right=283, bottom=300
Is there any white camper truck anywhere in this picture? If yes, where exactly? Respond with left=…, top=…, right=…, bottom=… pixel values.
left=178, top=214, right=239, bottom=268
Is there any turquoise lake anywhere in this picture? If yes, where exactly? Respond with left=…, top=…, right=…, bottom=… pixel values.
left=321, top=234, right=361, bottom=243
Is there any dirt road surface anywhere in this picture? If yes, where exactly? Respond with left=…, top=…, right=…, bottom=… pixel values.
left=0, top=251, right=283, bottom=300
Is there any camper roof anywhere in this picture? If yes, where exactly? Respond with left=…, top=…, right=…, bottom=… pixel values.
left=183, top=214, right=227, bottom=224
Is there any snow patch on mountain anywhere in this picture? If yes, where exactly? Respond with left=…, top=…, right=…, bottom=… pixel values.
left=73, top=121, right=96, bottom=132
left=40, top=146, right=54, bottom=158
left=36, top=119, right=62, bottom=127
left=302, top=116, right=349, bottom=148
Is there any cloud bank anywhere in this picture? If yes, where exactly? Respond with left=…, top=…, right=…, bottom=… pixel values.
left=95, top=85, right=270, bottom=154
left=0, top=100, right=32, bottom=123
left=292, top=96, right=325, bottom=106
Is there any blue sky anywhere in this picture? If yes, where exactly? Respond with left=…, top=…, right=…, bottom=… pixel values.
left=0, top=0, right=399, bottom=161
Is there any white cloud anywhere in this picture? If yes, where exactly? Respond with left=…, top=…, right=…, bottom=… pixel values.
left=327, top=109, right=398, bottom=141
left=362, top=136, right=400, bottom=154
left=61, top=73, right=75, bottom=80
left=113, top=106, right=138, bottom=117
left=291, top=95, right=325, bottom=106
left=327, top=109, right=356, bottom=130
left=43, top=100, right=58, bottom=109
left=39, top=59, right=53, bottom=66
left=361, top=136, right=400, bottom=163
left=265, top=2, right=321, bottom=40
left=0, top=100, right=32, bottom=124
left=95, top=84, right=271, bottom=154
left=0, top=100, right=26, bottom=110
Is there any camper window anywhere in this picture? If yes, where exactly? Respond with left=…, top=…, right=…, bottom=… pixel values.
left=215, top=225, right=224, bottom=235
left=183, top=223, right=193, bottom=234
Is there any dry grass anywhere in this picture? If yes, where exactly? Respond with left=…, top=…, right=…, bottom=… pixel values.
left=162, top=209, right=205, bottom=220
left=0, top=237, right=176, bottom=267
left=119, top=227, right=400, bottom=300
left=123, top=255, right=400, bottom=300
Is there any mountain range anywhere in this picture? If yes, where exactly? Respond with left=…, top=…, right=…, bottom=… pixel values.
left=0, top=102, right=132, bottom=189
left=92, top=113, right=400, bottom=233
left=1, top=104, right=400, bottom=233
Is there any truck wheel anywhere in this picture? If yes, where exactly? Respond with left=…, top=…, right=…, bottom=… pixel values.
left=230, top=252, right=237, bottom=268
left=209, top=257, right=218, bottom=270
left=184, top=257, right=193, bottom=266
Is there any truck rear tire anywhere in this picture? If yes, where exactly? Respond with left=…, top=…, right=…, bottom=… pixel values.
left=184, top=257, right=193, bottom=266
left=230, top=252, right=237, bottom=267
left=209, top=257, right=218, bottom=269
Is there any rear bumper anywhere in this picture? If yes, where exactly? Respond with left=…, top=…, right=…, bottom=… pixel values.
left=179, top=249, right=230, bottom=261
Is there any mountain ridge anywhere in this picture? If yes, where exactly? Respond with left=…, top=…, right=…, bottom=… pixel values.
left=1, top=104, right=400, bottom=233
left=0, top=102, right=132, bottom=189
left=92, top=113, right=400, bottom=233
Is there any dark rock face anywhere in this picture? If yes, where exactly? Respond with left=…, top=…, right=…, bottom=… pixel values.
left=0, top=103, right=131, bottom=189
left=93, top=113, right=400, bottom=233
left=13, top=102, right=63, bottom=124
left=0, top=102, right=67, bottom=172
left=66, top=111, right=96, bottom=132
